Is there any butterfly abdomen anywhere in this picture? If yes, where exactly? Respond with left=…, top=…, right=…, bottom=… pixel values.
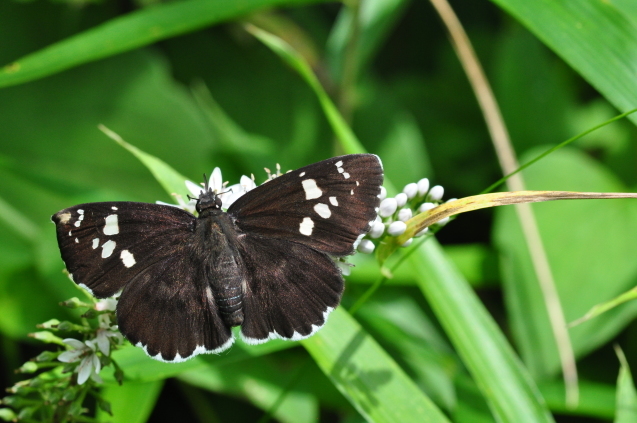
left=195, top=211, right=245, bottom=327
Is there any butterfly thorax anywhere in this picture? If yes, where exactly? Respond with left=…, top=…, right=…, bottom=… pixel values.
left=194, top=192, right=245, bottom=327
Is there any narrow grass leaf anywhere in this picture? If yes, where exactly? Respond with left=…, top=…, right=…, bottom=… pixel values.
left=410, top=240, right=554, bottom=423
left=0, top=0, right=324, bottom=88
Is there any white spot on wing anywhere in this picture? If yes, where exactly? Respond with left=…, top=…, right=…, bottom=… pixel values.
left=337, top=167, right=344, bottom=173
left=111, top=206, right=118, bottom=210
left=103, top=214, right=119, bottom=235
left=299, top=217, right=314, bottom=236
left=92, top=238, right=99, bottom=249
left=302, top=179, right=322, bottom=200
left=75, top=238, right=79, bottom=243
left=299, top=172, right=305, bottom=177
left=335, top=161, right=343, bottom=167
left=58, top=212, right=71, bottom=224
left=68, top=231, right=72, bottom=237
left=350, top=190, right=354, bottom=195
left=343, top=172, right=350, bottom=179
left=120, top=250, right=136, bottom=268
left=101, top=240, right=116, bottom=258
left=329, top=196, right=338, bottom=206
left=314, top=203, right=331, bottom=218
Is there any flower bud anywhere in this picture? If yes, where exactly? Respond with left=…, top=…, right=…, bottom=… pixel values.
left=428, top=185, right=444, bottom=201
left=401, top=238, right=413, bottom=247
left=378, top=186, right=387, bottom=201
left=395, top=193, right=408, bottom=207
left=369, top=221, right=385, bottom=238
left=379, top=198, right=397, bottom=217
left=397, top=208, right=412, bottom=222
left=403, top=183, right=418, bottom=199
left=417, top=178, right=430, bottom=196
left=357, top=239, right=375, bottom=254
left=418, top=202, right=436, bottom=213
left=387, top=221, right=407, bottom=236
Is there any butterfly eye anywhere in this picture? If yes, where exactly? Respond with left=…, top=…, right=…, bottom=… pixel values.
left=215, top=196, right=223, bottom=208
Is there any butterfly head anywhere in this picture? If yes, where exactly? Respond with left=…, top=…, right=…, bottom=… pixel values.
left=195, top=174, right=224, bottom=214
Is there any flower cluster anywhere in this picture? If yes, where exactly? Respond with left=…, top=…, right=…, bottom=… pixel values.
left=356, top=178, right=453, bottom=255
left=0, top=296, right=124, bottom=422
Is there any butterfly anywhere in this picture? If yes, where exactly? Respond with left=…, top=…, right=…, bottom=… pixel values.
left=52, top=154, right=383, bottom=362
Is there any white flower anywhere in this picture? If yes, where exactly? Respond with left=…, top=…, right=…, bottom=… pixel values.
left=95, top=314, right=123, bottom=356
left=185, top=167, right=255, bottom=210
left=369, top=220, right=385, bottom=238
left=418, top=202, right=436, bottom=213
left=95, top=298, right=117, bottom=312
left=58, top=338, right=102, bottom=384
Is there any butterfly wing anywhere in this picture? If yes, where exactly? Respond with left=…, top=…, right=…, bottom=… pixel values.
left=228, top=154, right=383, bottom=256
left=52, top=202, right=233, bottom=362
left=237, top=234, right=343, bottom=344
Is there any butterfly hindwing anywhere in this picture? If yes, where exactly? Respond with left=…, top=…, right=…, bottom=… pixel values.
left=228, top=154, right=383, bottom=256
left=52, top=202, right=196, bottom=297
left=116, top=252, right=233, bottom=362
left=237, top=234, right=343, bottom=344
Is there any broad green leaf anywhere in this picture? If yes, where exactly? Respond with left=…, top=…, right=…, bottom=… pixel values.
left=493, top=149, right=637, bottom=379
left=490, top=0, right=637, bottom=124
left=97, top=380, right=164, bottom=423
left=410, top=240, right=554, bottom=423
left=615, top=347, right=637, bottom=423
left=0, top=0, right=324, bottom=89
left=302, top=307, right=451, bottom=423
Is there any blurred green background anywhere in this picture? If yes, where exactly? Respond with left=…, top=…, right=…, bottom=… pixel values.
left=2, top=0, right=637, bottom=422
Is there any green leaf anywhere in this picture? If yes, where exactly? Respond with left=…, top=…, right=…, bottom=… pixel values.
left=410, top=240, right=554, bottom=423
left=490, top=0, right=637, bottom=123
left=615, top=346, right=637, bottom=423
left=97, top=380, right=164, bottom=423
left=178, top=355, right=319, bottom=423
left=302, top=307, right=451, bottom=423
left=0, top=0, right=325, bottom=89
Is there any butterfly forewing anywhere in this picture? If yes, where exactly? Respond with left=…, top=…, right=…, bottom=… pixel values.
left=52, top=202, right=195, bottom=297
left=228, top=154, right=383, bottom=256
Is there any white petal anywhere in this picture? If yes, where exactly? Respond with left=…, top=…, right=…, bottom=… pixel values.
left=210, top=167, right=223, bottom=193
left=62, top=338, right=86, bottom=350
left=96, top=332, right=110, bottom=355
left=77, top=356, right=94, bottom=385
left=240, top=175, right=256, bottom=191
left=58, top=350, right=83, bottom=363
left=186, top=180, right=204, bottom=197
